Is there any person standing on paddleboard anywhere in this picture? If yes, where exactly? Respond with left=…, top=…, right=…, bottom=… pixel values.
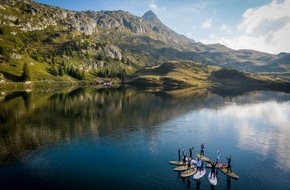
left=226, top=155, right=232, bottom=173
left=187, top=157, right=192, bottom=170
left=183, top=153, right=187, bottom=166
left=196, top=157, right=202, bottom=173
left=200, top=142, right=205, bottom=157
left=189, top=146, right=194, bottom=159
left=209, top=160, right=217, bottom=179
left=216, top=150, right=221, bottom=164
left=178, top=146, right=181, bottom=162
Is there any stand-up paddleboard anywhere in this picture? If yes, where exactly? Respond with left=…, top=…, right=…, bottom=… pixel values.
left=193, top=168, right=206, bottom=180
left=219, top=166, right=239, bottom=180
left=190, top=159, right=197, bottom=165
left=181, top=168, right=197, bottom=178
left=208, top=171, right=217, bottom=186
left=196, top=154, right=210, bottom=162
left=174, top=165, right=194, bottom=172
left=206, top=163, right=228, bottom=168
left=169, top=161, right=186, bottom=166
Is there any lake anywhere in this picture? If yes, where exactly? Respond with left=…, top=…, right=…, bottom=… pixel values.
left=0, top=87, right=290, bottom=190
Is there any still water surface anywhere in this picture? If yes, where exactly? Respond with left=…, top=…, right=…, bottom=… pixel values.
left=0, top=87, right=290, bottom=189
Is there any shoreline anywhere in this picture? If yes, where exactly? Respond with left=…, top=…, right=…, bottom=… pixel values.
left=1, top=78, right=290, bottom=94
left=0, top=80, right=113, bottom=91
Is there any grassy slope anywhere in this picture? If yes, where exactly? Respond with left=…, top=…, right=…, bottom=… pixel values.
left=128, top=61, right=219, bottom=90
left=210, top=68, right=290, bottom=92
left=127, top=62, right=290, bottom=91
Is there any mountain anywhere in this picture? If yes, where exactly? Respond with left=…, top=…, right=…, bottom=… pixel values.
left=142, top=10, right=162, bottom=24
left=0, top=0, right=289, bottom=84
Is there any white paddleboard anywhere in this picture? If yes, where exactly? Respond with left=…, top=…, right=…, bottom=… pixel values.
left=192, top=168, right=206, bottom=180
left=208, top=171, right=217, bottom=186
left=190, top=159, right=197, bottom=165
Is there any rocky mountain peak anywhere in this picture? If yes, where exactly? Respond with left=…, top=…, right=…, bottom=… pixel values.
left=142, top=10, right=161, bottom=24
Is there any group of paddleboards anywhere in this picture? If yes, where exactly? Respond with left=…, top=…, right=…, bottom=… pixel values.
left=169, top=144, right=239, bottom=187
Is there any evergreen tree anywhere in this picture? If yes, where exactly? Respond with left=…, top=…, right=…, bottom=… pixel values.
left=121, top=68, right=126, bottom=80
left=0, top=46, right=11, bottom=61
left=52, top=56, right=56, bottom=64
left=97, top=54, right=103, bottom=61
left=21, top=62, right=31, bottom=81
left=58, top=65, right=64, bottom=76
left=81, top=70, right=85, bottom=80
left=50, top=64, right=58, bottom=76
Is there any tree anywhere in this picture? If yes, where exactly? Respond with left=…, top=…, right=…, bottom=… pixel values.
left=58, top=65, right=64, bottom=76
left=0, top=46, right=11, bottom=61
left=0, top=73, right=4, bottom=81
left=21, top=62, right=31, bottom=81
left=121, top=68, right=126, bottom=80
left=97, top=54, right=103, bottom=61
left=50, top=64, right=58, bottom=76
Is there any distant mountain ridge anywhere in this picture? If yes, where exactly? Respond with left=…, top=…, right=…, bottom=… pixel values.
left=0, top=0, right=289, bottom=84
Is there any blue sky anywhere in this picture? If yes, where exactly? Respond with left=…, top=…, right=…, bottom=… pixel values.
left=35, top=0, right=290, bottom=54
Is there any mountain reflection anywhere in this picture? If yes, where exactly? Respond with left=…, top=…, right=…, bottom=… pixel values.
left=0, top=87, right=211, bottom=164
left=0, top=87, right=290, bottom=168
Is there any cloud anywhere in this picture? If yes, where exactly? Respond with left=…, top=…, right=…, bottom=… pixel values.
left=220, top=24, right=231, bottom=34
left=200, top=19, right=212, bottom=29
left=149, top=1, right=166, bottom=12
left=238, top=0, right=290, bottom=35
left=149, top=3, right=158, bottom=10
left=201, top=0, right=290, bottom=54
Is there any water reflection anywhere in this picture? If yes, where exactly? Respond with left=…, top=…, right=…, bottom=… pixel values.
left=0, top=87, right=212, bottom=164
left=193, top=100, right=290, bottom=171
left=0, top=87, right=290, bottom=174
left=231, top=102, right=290, bottom=171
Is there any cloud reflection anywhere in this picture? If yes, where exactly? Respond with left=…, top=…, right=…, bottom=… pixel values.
left=220, top=101, right=290, bottom=171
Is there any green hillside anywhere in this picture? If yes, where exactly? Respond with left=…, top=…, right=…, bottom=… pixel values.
left=128, top=61, right=219, bottom=90
left=0, top=0, right=289, bottom=91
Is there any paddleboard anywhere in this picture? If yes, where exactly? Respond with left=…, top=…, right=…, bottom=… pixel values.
left=206, top=163, right=228, bottom=168
left=181, top=168, right=197, bottom=178
left=169, top=161, right=186, bottom=166
left=208, top=171, right=217, bottom=186
left=190, top=159, right=197, bottom=165
left=192, top=168, right=206, bottom=180
left=174, top=165, right=194, bottom=172
left=219, top=166, right=239, bottom=180
left=196, top=154, right=210, bottom=163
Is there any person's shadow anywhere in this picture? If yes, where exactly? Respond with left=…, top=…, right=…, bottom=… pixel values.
left=195, top=180, right=201, bottom=190
left=227, top=177, right=231, bottom=190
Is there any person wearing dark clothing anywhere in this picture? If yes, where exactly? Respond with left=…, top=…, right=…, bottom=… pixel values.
left=183, top=153, right=187, bottom=166
left=189, top=147, right=193, bottom=159
left=200, top=143, right=205, bottom=156
left=178, top=146, right=181, bottom=162
left=187, top=158, right=192, bottom=169
left=209, top=161, right=217, bottom=179
left=226, top=155, right=232, bottom=173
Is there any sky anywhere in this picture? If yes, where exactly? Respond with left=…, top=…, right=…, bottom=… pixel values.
left=34, top=0, right=290, bottom=54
